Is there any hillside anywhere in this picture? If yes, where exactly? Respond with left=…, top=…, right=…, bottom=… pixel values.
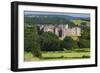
left=24, top=14, right=90, bottom=27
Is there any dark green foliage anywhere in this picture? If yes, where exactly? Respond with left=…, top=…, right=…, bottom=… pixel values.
left=24, top=24, right=41, bottom=57
left=81, top=22, right=87, bottom=26
left=78, top=25, right=90, bottom=48
left=24, top=16, right=75, bottom=27
left=62, top=37, right=78, bottom=50
left=40, top=32, right=63, bottom=51
left=78, top=39, right=90, bottom=48
left=82, top=55, right=90, bottom=58
left=68, top=21, right=76, bottom=28
left=81, top=27, right=90, bottom=39
left=32, top=42, right=42, bottom=57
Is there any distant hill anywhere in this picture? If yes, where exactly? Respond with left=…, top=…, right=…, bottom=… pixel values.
left=24, top=14, right=90, bottom=25
left=25, top=14, right=90, bottom=21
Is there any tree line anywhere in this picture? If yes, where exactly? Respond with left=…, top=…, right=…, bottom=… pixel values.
left=24, top=23, right=90, bottom=57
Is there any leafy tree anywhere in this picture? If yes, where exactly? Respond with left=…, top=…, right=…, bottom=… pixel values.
left=62, top=37, right=78, bottom=50
left=32, top=41, right=41, bottom=57
left=81, top=27, right=90, bottom=40
left=68, top=21, right=76, bottom=27
left=24, top=24, right=41, bottom=57
left=40, top=32, right=63, bottom=51
left=78, top=38, right=90, bottom=48
left=81, top=22, right=87, bottom=26
left=78, top=25, right=90, bottom=48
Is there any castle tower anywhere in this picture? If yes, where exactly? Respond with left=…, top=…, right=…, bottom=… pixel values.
left=54, top=27, right=59, bottom=36
left=75, top=27, right=81, bottom=36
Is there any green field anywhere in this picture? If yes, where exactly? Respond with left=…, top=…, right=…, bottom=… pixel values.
left=24, top=48, right=90, bottom=61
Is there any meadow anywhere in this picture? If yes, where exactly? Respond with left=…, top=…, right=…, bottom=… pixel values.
left=24, top=48, right=90, bottom=61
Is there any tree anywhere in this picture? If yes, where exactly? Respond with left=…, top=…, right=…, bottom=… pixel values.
left=81, top=27, right=90, bottom=40
left=78, top=25, right=90, bottom=48
left=40, top=32, right=63, bottom=51
left=78, top=38, right=90, bottom=48
left=24, top=24, right=41, bottom=57
left=81, top=22, right=87, bottom=26
left=62, top=37, right=78, bottom=50
left=32, top=41, right=41, bottom=57
left=68, top=21, right=76, bottom=28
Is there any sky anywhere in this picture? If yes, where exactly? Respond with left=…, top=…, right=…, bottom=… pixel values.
left=24, top=11, right=90, bottom=18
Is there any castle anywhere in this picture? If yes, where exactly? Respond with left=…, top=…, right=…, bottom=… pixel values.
left=37, top=24, right=81, bottom=39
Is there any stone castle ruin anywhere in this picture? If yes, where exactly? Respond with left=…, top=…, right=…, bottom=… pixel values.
left=37, top=24, right=81, bottom=39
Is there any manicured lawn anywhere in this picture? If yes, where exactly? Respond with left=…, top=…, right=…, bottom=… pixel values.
left=24, top=48, right=90, bottom=61
left=42, top=52, right=90, bottom=60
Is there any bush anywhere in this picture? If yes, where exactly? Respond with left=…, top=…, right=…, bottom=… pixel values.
left=40, top=32, right=63, bottom=51
left=32, top=42, right=42, bottom=57
left=82, top=55, right=90, bottom=58
left=62, top=37, right=78, bottom=50
left=24, top=25, right=42, bottom=57
left=78, top=39, right=90, bottom=48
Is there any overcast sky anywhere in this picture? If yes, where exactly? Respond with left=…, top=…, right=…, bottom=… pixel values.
left=24, top=11, right=90, bottom=18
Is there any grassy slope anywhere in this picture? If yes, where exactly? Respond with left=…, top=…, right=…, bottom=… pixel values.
left=71, top=19, right=89, bottom=26
left=24, top=48, right=90, bottom=61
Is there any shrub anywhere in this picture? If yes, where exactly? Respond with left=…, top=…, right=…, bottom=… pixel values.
left=62, top=37, right=78, bottom=50
left=40, top=32, right=63, bottom=51
left=78, top=39, right=90, bottom=48
left=82, top=55, right=90, bottom=58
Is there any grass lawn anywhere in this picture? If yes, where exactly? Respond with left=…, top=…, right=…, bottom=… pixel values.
left=24, top=48, right=90, bottom=61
